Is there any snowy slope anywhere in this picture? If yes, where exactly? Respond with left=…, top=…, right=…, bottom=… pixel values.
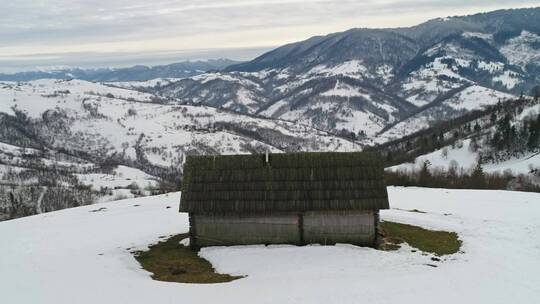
left=377, top=85, right=515, bottom=143
left=0, top=79, right=359, bottom=218
left=445, top=85, right=515, bottom=111
left=388, top=99, right=540, bottom=175
left=0, top=138, right=163, bottom=218
left=76, top=165, right=159, bottom=191
left=108, top=78, right=183, bottom=90
left=0, top=79, right=155, bottom=118
left=1, top=188, right=539, bottom=304
left=0, top=79, right=353, bottom=169
left=390, top=138, right=540, bottom=175
left=500, top=31, right=540, bottom=69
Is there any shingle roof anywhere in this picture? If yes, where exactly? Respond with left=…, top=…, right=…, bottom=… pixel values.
left=179, top=152, right=389, bottom=214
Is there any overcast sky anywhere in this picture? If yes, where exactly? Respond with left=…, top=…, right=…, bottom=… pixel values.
left=1, top=0, right=538, bottom=72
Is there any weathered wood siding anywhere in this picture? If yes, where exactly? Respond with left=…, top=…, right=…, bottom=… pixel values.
left=191, top=211, right=377, bottom=247
left=192, top=213, right=300, bottom=247
left=304, top=211, right=376, bottom=246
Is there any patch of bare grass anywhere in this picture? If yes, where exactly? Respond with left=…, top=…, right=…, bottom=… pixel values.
left=379, top=221, right=461, bottom=256
left=133, top=234, right=243, bottom=284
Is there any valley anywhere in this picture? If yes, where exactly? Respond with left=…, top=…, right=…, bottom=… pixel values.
left=1, top=7, right=540, bottom=220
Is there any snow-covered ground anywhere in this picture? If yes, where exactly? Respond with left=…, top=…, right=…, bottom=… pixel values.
left=377, top=85, right=515, bottom=144
left=390, top=138, right=540, bottom=175
left=108, top=78, right=183, bottom=90
left=1, top=187, right=539, bottom=303
left=500, top=30, right=540, bottom=69
left=76, top=165, right=159, bottom=191
left=75, top=165, right=161, bottom=202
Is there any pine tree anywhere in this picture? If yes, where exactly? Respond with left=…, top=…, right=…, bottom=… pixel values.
left=470, top=160, right=486, bottom=189
left=491, top=132, right=502, bottom=150
left=418, top=160, right=432, bottom=186
left=386, top=151, right=393, bottom=163
left=469, top=137, right=480, bottom=152
left=492, top=114, right=513, bottom=150
left=474, top=122, right=481, bottom=132
left=528, top=114, right=540, bottom=150
left=531, top=85, right=540, bottom=101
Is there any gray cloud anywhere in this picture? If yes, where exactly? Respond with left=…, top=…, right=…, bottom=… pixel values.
left=1, top=0, right=538, bottom=72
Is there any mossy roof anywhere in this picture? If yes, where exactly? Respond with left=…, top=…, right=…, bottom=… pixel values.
left=179, top=152, right=389, bottom=214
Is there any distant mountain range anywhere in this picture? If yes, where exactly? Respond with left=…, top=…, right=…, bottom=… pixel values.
left=0, top=59, right=240, bottom=82
left=2, top=7, right=540, bottom=219
left=156, top=7, right=540, bottom=143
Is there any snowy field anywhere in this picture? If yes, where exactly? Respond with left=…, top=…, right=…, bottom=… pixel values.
left=76, top=165, right=159, bottom=191
left=390, top=138, right=540, bottom=175
left=0, top=187, right=539, bottom=303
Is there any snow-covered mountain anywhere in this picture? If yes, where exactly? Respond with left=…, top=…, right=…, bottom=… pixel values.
left=0, top=59, right=239, bottom=82
left=158, top=8, right=540, bottom=141
left=2, top=8, right=540, bottom=220
left=0, top=79, right=357, bottom=219
left=0, top=79, right=350, bottom=159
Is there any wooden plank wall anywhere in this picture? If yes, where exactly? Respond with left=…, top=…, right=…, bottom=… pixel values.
left=193, top=213, right=301, bottom=246
left=303, top=211, right=375, bottom=246
left=192, top=211, right=376, bottom=247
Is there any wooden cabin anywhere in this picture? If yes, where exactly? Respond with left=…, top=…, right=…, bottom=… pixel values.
left=179, top=152, right=389, bottom=248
